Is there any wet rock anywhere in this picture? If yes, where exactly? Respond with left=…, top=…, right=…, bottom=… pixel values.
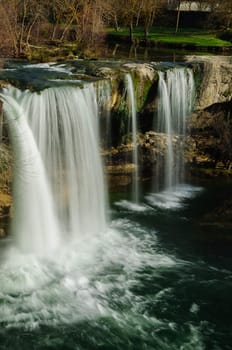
left=0, top=228, right=5, bottom=238
left=0, top=194, right=12, bottom=218
left=186, top=55, right=232, bottom=109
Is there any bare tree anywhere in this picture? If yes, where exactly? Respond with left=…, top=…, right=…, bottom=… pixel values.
left=140, top=0, right=166, bottom=43
left=117, top=0, right=141, bottom=43
left=101, top=0, right=122, bottom=31
left=0, top=0, right=43, bottom=56
left=209, top=0, right=232, bottom=29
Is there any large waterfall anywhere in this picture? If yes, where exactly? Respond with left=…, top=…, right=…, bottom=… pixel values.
left=1, top=84, right=107, bottom=255
left=0, top=67, right=195, bottom=249
left=157, top=68, right=195, bottom=190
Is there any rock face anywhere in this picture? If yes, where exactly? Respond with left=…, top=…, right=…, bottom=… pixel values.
left=97, top=62, right=159, bottom=147
left=187, top=55, right=232, bottom=109
left=96, top=62, right=159, bottom=113
left=185, top=56, right=232, bottom=173
left=98, top=56, right=232, bottom=184
left=0, top=144, right=12, bottom=222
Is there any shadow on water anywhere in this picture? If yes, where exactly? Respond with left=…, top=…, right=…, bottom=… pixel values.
left=103, top=42, right=223, bottom=63
left=112, top=179, right=232, bottom=264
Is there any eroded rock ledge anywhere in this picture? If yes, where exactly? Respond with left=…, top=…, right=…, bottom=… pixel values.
left=185, top=56, right=232, bottom=173
left=186, top=55, right=232, bottom=109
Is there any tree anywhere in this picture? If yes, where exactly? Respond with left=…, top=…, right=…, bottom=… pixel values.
left=73, top=0, right=105, bottom=46
left=0, top=0, right=43, bottom=56
left=44, top=0, right=68, bottom=40
left=175, top=0, right=181, bottom=33
left=100, top=0, right=121, bottom=31
left=119, top=0, right=141, bottom=43
left=140, top=0, right=166, bottom=43
left=35, top=0, right=105, bottom=45
left=209, top=0, right=232, bottom=29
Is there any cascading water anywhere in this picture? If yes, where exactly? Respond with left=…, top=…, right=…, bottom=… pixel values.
left=0, top=93, right=61, bottom=256
left=157, top=71, right=174, bottom=190
left=157, top=68, right=195, bottom=191
left=96, top=79, right=112, bottom=148
left=0, top=84, right=107, bottom=255
left=125, top=74, right=139, bottom=203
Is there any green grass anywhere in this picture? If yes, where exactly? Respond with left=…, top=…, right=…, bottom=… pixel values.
left=107, top=27, right=232, bottom=48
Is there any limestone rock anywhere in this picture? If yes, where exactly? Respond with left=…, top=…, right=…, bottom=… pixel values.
left=186, top=55, right=232, bottom=109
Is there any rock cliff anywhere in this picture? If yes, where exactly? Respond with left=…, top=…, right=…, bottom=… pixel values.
left=186, top=56, right=232, bottom=173
left=188, top=56, right=232, bottom=109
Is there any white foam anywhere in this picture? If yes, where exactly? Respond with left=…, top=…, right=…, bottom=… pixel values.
left=21, top=63, right=74, bottom=75
left=146, top=184, right=203, bottom=210
left=115, top=199, right=153, bottom=212
left=0, top=221, right=178, bottom=329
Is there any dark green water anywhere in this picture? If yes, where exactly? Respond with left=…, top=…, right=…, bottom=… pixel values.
left=0, top=180, right=231, bottom=350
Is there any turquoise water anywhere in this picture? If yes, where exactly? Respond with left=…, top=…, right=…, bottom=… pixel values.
left=0, top=180, right=231, bottom=350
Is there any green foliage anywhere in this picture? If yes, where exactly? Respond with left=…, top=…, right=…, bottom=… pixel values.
left=111, top=100, right=129, bottom=146
left=129, top=71, right=154, bottom=111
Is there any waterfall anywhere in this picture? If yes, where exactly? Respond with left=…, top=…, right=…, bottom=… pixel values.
left=96, top=79, right=112, bottom=148
left=0, top=92, right=60, bottom=255
left=0, top=84, right=107, bottom=255
left=157, top=68, right=195, bottom=190
left=125, top=74, right=139, bottom=203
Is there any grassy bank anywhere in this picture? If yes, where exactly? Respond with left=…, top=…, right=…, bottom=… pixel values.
left=5, top=27, right=231, bottom=62
left=107, top=27, right=232, bottom=51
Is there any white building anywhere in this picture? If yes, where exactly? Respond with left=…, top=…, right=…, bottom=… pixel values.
left=167, top=1, right=211, bottom=12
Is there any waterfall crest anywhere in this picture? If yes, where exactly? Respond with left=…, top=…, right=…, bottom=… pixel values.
left=1, top=84, right=107, bottom=255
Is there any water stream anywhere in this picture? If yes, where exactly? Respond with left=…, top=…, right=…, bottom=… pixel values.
left=157, top=68, right=195, bottom=191
left=1, top=84, right=107, bottom=254
left=125, top=74, right=139, bottom=203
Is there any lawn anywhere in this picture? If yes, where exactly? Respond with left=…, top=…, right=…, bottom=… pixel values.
left=107, top=27, right=232, bottom=48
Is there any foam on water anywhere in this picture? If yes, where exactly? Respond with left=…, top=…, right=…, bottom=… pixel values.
left=22, top=62, right=74, bottom=74
left=115, top=200, right=153, bottom=213
left=0, top=221, right=177, bottom=329
left=0, top=216, right=207, bottom=350
left=146, top=184, right=203, bottom=210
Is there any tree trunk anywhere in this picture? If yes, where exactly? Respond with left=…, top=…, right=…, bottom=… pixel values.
left=175, top=0, right=181, bottom=34
left=60, top=16, right=75, bottom=42
left=25, top=16, right=39, bottom=52
left=52, top=24, right=58, bottom=40
left=136, top=7, right=141, bottom=27
left=226, top=16, right=231, bottom=29
left=129, top=21, right=134, bottom=43
left=17, top=0, right=27, bottom=56
left=144, top=26, right=149, bottom=45
left=114, top=14, right=119, bottom=31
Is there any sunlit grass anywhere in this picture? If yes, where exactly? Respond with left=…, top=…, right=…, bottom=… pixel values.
left=107, top=27, right=232, bottom=48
